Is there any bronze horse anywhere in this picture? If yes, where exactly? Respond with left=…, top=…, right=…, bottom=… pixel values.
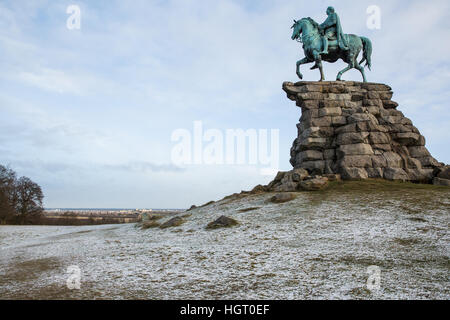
left=291, top=17, right=372, bottom=82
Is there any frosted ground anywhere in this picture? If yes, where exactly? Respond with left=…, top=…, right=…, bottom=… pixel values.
left=0, top=181, right=449, bottom=299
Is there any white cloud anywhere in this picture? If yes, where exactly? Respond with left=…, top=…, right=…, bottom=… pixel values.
left=0, top=0, right=449, bottom=207
left=17, top=68, right=82, bottom=94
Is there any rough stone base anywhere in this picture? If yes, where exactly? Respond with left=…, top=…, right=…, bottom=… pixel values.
left=283, top=81, right=446, bottom=183
left=266, top=169, right=333, bottom=192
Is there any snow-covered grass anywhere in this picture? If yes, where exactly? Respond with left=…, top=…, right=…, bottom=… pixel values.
left=0, top=180, right=448, bottom=299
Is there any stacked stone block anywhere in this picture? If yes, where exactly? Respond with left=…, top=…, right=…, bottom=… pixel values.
left=283, top=81, right=444, bottom=182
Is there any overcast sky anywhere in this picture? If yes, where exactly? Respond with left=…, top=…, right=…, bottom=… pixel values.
left=1, top=0, right=449, bottom=208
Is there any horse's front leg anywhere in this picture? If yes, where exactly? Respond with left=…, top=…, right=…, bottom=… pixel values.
left=312, top=51, right=325, bottom=81
left=296, top=57, right=310, bottom=80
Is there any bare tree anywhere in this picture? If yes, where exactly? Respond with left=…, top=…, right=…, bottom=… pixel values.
left=0, top=165, right=45, bottom=224
left=0, top=165, right=16, bottom=224
left=14, top=176, right=44, bottom=224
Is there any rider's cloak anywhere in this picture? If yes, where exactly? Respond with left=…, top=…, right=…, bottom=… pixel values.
left=321, top=12, right=349, bottom=51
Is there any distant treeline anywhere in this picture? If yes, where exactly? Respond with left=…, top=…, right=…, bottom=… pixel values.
left=41, top=211, right=141, bottom=225
left=0, top=165, right=44, bottom=225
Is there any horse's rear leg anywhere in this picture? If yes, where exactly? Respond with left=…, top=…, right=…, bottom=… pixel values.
left=336, top=64, right=352, bottom=81
left=355, top=62, right=367, bottom=83
left=336, top=54, right=356, bottom=81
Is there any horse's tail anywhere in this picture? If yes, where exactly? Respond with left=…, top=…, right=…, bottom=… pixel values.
left=359, top=36, right=372, bottom=70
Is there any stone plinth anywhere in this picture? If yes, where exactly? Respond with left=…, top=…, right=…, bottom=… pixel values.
left=283, top=81, right=444, bottom=182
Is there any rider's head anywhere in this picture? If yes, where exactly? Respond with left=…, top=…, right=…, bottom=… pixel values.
left=326, top=6, right=335, bottom=15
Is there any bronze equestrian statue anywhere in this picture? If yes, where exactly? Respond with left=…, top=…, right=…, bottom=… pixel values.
left=291, top=6, right=372, bottom=82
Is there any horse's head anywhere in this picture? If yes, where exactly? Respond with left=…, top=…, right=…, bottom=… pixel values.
left=291, top=17, right=319, bottom=41
left=291, top=19, right=302, bottom=41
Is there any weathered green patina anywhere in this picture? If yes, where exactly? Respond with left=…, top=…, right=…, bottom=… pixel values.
left=291, top=6, right=372, bottom=82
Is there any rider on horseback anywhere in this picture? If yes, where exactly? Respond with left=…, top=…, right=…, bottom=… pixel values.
left=291, top=7, right=372, bottom=82
left=319, top=6, right=349, bottom=55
